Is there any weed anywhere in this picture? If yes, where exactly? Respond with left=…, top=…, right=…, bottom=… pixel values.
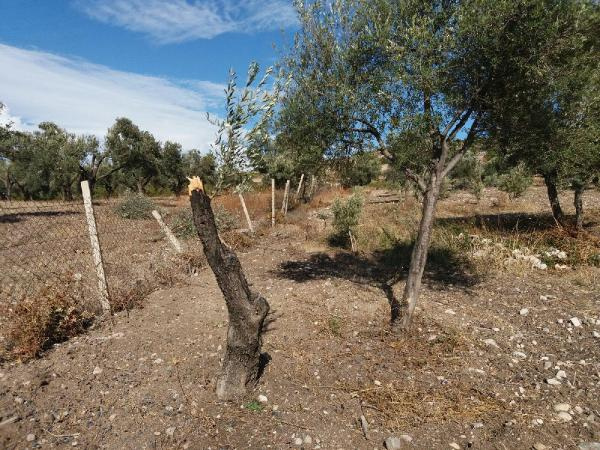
left=330, top=193, right=363, bottom=247
left=328, top=316, right=343, bottom=336
left=244, top=401, right=263, bottom=412
left=114, top=192, right=157, bottom=219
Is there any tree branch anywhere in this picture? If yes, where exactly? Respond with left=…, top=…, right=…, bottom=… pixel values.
left=441, top=116, right=480, bottom=179
left=405, top=168, right=427, bottom=194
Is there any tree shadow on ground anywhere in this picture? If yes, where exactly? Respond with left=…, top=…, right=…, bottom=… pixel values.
left=274, top=242, right=481, bottom=320
left=437, top=212, right=562, bottom=233
left=0, top=210, right=80, bottom=224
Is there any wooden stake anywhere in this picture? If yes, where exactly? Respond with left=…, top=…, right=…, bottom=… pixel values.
left=271, top=178, right=275, bottom=227
left=295, top=173, right=305, bottom=200
left=239, top=193, right=254, bottom=232
left=152, top=209, right=183, bottom=253
left=281, top=180, right=290, bottom=215
left=309, top=175, right=317, bottom=198
left=80, top=180, right=111, bottom=316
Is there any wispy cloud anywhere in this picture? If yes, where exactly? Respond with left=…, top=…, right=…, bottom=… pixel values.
left=74, top=0, right=298, bottom=43
left=0, top=43, right=225, bottom=149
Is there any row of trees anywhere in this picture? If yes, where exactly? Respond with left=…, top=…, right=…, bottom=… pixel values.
left=0, top=113, right=217, bottom=200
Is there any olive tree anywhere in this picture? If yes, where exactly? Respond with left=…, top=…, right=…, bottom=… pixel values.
left=283, top=0, right=585, bottom=329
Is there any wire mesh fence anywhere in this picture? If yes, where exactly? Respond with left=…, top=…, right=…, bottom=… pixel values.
left=0, top=190, right=197, bottom=361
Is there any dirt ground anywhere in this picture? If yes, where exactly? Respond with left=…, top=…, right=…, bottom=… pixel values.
left=1, top=186, right=600, bottom=449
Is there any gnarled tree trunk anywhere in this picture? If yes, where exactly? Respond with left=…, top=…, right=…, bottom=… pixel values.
left=190, top=188, right=269, bottom=400
left=543, top=172, right=564, bottom=226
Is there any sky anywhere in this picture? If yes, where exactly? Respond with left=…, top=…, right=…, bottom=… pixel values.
left=0, top=0, right=298, bottom=150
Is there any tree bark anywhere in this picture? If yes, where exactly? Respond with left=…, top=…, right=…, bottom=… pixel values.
left=543, top=173, right=564, bottom=225
left=395, top=172, right=441, bottom=329
left=574, top=184, right=584, bottom=231
left=190, top=189, right=270, bottom=401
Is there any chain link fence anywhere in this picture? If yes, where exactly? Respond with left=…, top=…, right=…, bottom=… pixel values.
left=0, top=190, right=199, bottom=361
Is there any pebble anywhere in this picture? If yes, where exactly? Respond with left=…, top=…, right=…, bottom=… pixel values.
left=257, top=394, right=268, bottom=404
left=570, top=317, right=582, bottom=327
left=483, top=338, right=499, bottom=348
left=303, top=435, right=313, bottom=445
left=166, top=427, right=175, bottom=437
left=544, top=361, right=552, bottom=370
left=554, top=403, right=571, bottom=412
left=400, top=434, right=413, bottom=443
left=26, top=434, right=35, bottom=442
left=557, top=411, right=572, bottom=422
left=374, top=380, right=382, bottom=386
left=92, top=366, right=102, bottom=375
left=546, top=378, right=561, bottom=385
left=593, top=331, right=600, bottom=338
left=445, top=309, right=456, bottom=315
left=556, top=370, right=567, bottom=379
left=385, top=436, right=403, bottom=450
left=519, top=308, right=529, bottom=316
left=513, top=351, right=527, bottom=359
left=578, top=443, right=600, bottom=450
left=293, top=437, right=303, bottom=446
left=450, top=443, right=460, bottom=449
left=533, top=444, right=549, bottom=450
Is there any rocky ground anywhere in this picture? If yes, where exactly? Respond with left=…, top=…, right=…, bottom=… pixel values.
left=1, top=187, right=600, bottom=449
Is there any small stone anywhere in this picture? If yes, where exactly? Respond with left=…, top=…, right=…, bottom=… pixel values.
left=472, top=422, right=484, bottom=429
left=153, top=358, right=163, bottom=364
left=303, top=435, right=313, bottom=445
left=578, top=443, right=600, bottom=450
left=593, top=331, right=600, bottom=338
left=554, top=403, right=571, bottom=412
left=26, top=434, right=35, bottom=442
left=109, top=414, right=116, bottom=421
left=570, top=317, right=582, bottom=327
left=513, top=351, right=527, bottom=359
left=575, top=406, right=584, bottom=414
left=450, top=443, right=460, bottom=450
left=520, top=308, right=529, bottom=316
left=544, top=361, right=552, bottom=370
left=557, top=411, right=572, bottom=422
left=483, top=338, right=499, bottom=348
left=533, top=444, right=549, bottom=450
left=556, top=370, right=567, bottom=379
left=400, top=434, right=413, bottom=443
left=293, top=437, right=303, bottom=446
left=257, top=394, right=268, bottom=404
left=166, top=427, right=175, bottom=437
left=546, top=378, right=561, bottom=385
left=374, top=380, right=382, bottom=386
left=92, top=366, right=102, bottom=375
left=385, top=437, right=403, bottom=450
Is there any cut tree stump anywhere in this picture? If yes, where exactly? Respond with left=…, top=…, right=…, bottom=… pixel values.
left=190, top=187, right=269, bottom=400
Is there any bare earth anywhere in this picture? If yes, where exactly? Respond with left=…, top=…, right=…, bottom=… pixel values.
left=1, top=187, right=600, bottom=449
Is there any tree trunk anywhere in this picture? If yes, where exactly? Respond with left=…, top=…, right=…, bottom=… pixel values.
left=574, top=184, right=584, bottom=231
left=395, top=173, right=441, bottom=329
left=543, top=173, right=564, bottom=225
left=136, top=180, right=144, bottom=195
left=190, top=189, right=270, bottom=400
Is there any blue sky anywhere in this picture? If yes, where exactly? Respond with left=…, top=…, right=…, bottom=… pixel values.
left=0, top=0, right=297, bottom=150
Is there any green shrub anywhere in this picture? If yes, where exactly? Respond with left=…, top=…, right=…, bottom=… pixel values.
left=339, top=152, right=382, bottom=188
left=170, top=205, right=239, bottom=239
left=497, top=163, right=533, bottom=199
left=330, top=193, right=363, bottom=246
left=114, top=192, right=156, bottom=219
left=450, top=152, right=484, bottom=198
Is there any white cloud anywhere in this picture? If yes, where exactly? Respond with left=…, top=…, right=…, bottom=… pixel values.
left=75, top=0, right=298, bottom=43
left=0, top=43, right=224, bottom=150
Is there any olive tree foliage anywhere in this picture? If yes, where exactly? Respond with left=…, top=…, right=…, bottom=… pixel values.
left=481, top=0, right=600, bottom=228
left=206, top=62, right=287, bottom=194
left=284, top=0, right=583, bottom=329
left=106, top=117, right=162, bottom=194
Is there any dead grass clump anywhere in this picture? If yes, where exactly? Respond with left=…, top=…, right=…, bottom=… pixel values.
left=109, top=279, right=155, bottom=312
left=361, top=379, right=502, bottom=430
left=1, top=280, right=94, bottom=361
